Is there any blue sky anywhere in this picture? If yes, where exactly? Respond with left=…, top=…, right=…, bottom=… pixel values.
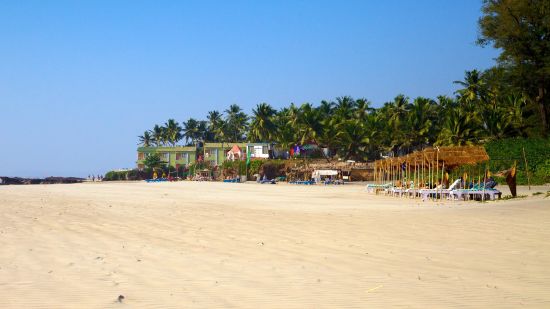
left=0, top=1, right=498, bottom=177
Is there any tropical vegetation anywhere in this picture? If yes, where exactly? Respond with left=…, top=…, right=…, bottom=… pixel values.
left=137, top=0, right=549, bottom=164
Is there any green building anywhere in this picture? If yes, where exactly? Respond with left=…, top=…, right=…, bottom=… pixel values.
left=137, top=142, right=273, bottom=169
left=203, top=142, right=247, bottom=166
left=137, top=146, right=196, bottom=170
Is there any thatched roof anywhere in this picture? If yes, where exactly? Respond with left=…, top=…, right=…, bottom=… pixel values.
left=375, top=146, right=489, bottom=169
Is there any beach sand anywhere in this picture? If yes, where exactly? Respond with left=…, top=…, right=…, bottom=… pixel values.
left=1, top=181, right=549, bottom=308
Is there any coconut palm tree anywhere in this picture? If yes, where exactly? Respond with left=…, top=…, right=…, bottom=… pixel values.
left=249, top=103, right=276, bottom=142
left=334, top=96, right=356, bottom=119
left=336, top=119, right=369, bottom=161
left=225, top=104, right=248, bottom=142
left=504, top=94, right=530, bottom=137
left=152, top=125, right=164, bottom=146
left=454, top=70, right=486, bottom=102
left=272, top=108, right=296, bottom=151
left=354, top=98, right=373, bottom=120
left=384, top=95, right=411, bottom=154
left=295, top=103, right=322, bottom=145
left=317, top=116, right=340, bottom=160
left=406, top=97, right=438, bottom=149
left=318, top=100, right=335, bottom=118
left=164, top=119, right=182, bottom=146
left=138, top=131, right=152, bottom=147
left=207, top=110, right=223, bottom=142
left=197, top=120, right=208, bottom=143
left=182, top=118, right=199, bottom=146
left=436, top=108, right=482, bottom=146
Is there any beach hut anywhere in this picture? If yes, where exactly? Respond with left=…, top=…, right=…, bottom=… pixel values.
left=312, top=169, right=339, bottom=183
left=371, top=146, right=497, bottom=200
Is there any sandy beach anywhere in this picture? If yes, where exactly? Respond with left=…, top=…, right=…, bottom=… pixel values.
left=1, top=181, right=549, bottom=308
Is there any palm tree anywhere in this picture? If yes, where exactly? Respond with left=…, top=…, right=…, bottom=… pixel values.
left=317, top=116, right=339, bottom=160
left=138, top=131, right=152, bottom=147
left=436, top=108, right=482, bottom=146
left=249, top=103, right=276, bottom=142
left=182, top=118, right=199, bottom=146
left=197, top=120, right=208, bottom=143
left=406, top=97, right=437, bottom=149
left=453, top=70, right=486, bottom=102
left=336, top=119, right=369, bottom=161
left=334, top=96, right=356, bottom=119
left=354, top=98, right=373, bottom=120
left=207, top=110, right=223, bottom=142
left=504, top=94, right=530, bottom=137
left=385, top=94, right=411, bottom=154
left=318, top=100, right=335, bottom=118
left=164, top=119, right=182, bottom=146
left=295, top=103, right=322, bottom=145
left=152, top=125, right=164, bottom=146
left=387, top=95, right=410, bottom=127
left=225, top=104, right=248, bottom=142
left=272, top=108, right=296, bottom=151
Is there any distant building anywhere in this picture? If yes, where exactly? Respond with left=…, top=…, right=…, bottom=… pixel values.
left=246, top=143, right=271, bottom=159
left=203, top=142, right=247, bottom=166
left=136, top=146, right=196, bottom=170
left=204, top=142, right=272, bottom=165
left=137, top=142, right=273, bottom=169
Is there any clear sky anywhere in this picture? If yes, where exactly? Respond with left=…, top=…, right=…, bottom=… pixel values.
left=0, top=0, right=498, bottom=177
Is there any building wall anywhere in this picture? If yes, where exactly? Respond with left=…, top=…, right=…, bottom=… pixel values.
left=203, top=142, right=247, bottom=165
left=137, top=146, right=196, bottom=169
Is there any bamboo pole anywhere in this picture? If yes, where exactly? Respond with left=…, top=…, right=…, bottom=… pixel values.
left=441, top=161, right=445, bottom=202
left=522, top=147, right=531, bottom=190
left=435, top=148, right=439, bottom=201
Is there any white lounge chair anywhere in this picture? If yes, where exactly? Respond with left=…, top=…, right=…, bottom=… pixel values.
left=419, top=179, right=462, bottom=201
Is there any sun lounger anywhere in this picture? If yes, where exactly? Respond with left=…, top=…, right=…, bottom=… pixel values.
left=290, top=180, right=315, bottom=185
left=366, top=183, right=392, bottom=193
left=450, top=188, right=502, bottom=201
left=419, top=179, right=462, bottom=201
left=223, top=178, right=240, bottom=183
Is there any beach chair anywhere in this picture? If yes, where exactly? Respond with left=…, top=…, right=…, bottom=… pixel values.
left=366, top=183, right=392, bottom=193
left=419, top=179, right=462, bottom=201
left=451, top=187, right=502, bottom=201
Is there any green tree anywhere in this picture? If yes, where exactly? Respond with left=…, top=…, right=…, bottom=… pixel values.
left=143, top=153, right=165, bottom=169
left=437, top=108, right=482, bottom=146
left=453, top=69, right=487, bottom=103
left=151, top=125, right=164, bottom=146
left=295, top=103, right=322, bottom=145
left=182, top=118, right=199, bottom=146
left=164, top=119, right=182, bottom=146
left=272, top=108, right=296, bottom=151
left=249, top=103, right=276, bottom=142
left=225, top=104, right=248, bottom=142
left=138, top=131, right=152, bottom=147
left=478, top=0, right=550, bottom=134
left=207, top=110, right=223, bottom=142
left=406, top=97, right=438, bottom=149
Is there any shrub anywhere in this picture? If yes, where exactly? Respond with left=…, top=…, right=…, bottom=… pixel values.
left=484, top=138, right=550, bottom=185
left=104, top=170, right=129, bottom=181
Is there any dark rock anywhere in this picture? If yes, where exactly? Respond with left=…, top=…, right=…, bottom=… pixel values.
left=0, top=176, right=84, bottom=185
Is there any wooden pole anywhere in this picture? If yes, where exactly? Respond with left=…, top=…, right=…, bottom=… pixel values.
left=435, top=148, right=439, bottom=200
left=441, top=161, right=445, bottom=201
left=522, top=147, right=531, bottom=190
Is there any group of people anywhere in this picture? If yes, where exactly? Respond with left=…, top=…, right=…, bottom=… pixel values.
left=87, top=174, right=103, bottom=182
